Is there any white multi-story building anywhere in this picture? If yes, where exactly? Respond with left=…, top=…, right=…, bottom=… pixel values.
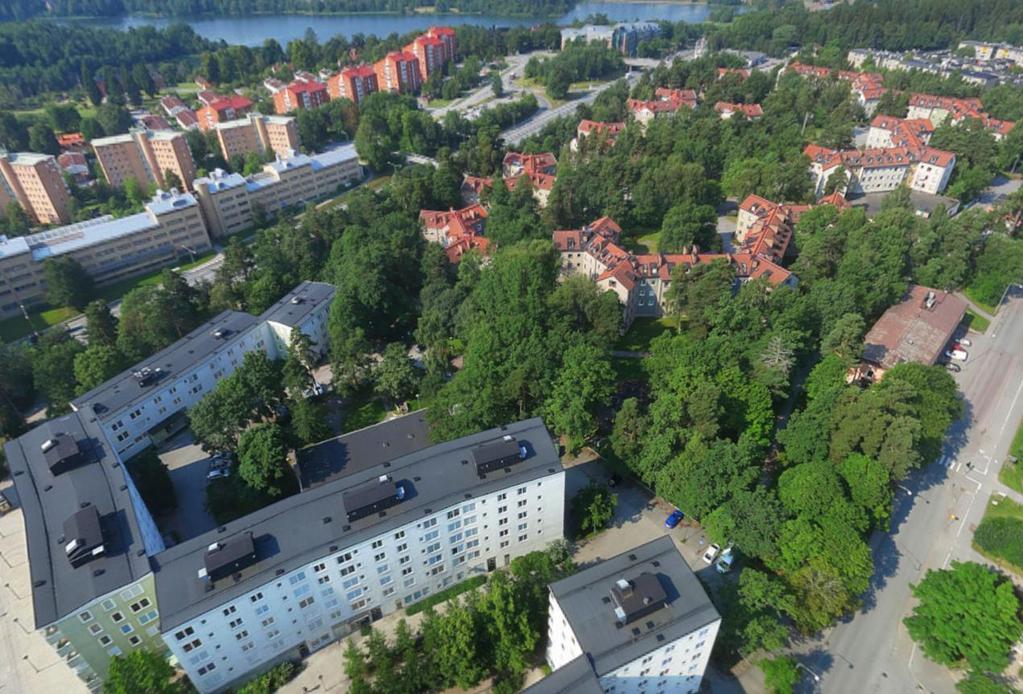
left=156, top=417, right=566, bottom=693
left=71, top=281, right=334, bottom=460
left=528, top=536, right=720, bottom=694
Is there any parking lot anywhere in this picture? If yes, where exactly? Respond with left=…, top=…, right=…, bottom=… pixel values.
left=157, top=431, right=218, bottom=543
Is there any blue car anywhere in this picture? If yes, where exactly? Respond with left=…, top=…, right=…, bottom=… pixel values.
left=665, top=509, right=685, bottom=529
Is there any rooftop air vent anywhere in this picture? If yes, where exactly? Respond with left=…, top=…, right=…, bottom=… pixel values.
left=471, top=436, right=527, bottom=477
left=203, top=533, right=258, bottom=583
left=63, top=506, right=105, bottom=568
left=133, top=367, right=162, bottom=387
left=610, top=572, right=667, bottom=625
left=290, top=296, right=304, bottom=305
left=42, top=433, right=81, bottom=474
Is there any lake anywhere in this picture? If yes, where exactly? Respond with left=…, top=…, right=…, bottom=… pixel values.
left=71, top=2, right=723, bottom=46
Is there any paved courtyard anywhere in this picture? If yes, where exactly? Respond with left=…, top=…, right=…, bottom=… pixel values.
left=0, top=481, right=88, bottom=694
left=157, top=431, right=218, bottom=542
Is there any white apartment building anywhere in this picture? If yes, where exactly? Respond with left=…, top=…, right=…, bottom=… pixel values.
left=528, top=536, right=720, bottom=694
left=805, top=143, right=956, bottom=197
left=156, top=417, right=566, bottom=693
left=71, top=281, right=334, bottom=460
left=0, top=189, right=211, bottom=319
left=193, top=145, right=363, bottom=237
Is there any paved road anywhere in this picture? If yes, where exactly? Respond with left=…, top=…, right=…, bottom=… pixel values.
left=800, top=288, right=1023, bottom=693
left=428, top=52, right=540, bottom=121
left=501, top=73, right=639, bottom=146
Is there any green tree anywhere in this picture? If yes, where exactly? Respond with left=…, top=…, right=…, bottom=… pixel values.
left=33, top=334, right=85, bottom=414
left=905, top=562, right=1023, bottom=673
left=104, top=649, right=179, bottom=694
left=665, top=258, right=734, bottom=336
left=956, top=671, right=1016, bottom=694
left=429, top=599, right=487, bottom=689
left=491, top=72, right=504, bottom=98
left=760, top=656, right=800, bottom=694
left=374, top=342, right=421, bottom=406
left=163, top=169, right=183, bottom=191
left=44, top=256, right=94, bottom=310
left=28, top=123, right=60, bottom=155
left=659, top=202, right=718, bottom=253
left=544, top=341, right=614, bottom=451
left=237, top=423, right=291, bottom=497
left=821, top=312, right=865, bottom=361
left=84, top=300, right=118, bottom=347
left=571, top=482, right=617, bottom=536
left=611, top=397, right=647, bottom=464
left=74, top=345, right=126, bottom=394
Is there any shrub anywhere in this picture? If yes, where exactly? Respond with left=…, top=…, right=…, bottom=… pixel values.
left=406, top=575, right=487, bottom=616
left=974, top=516, right=1023, bottom=568
left=235, top=661, right=299, bottom=694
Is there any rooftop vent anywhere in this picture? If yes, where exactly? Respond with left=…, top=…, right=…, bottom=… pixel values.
left=41, top=433, right=80, bottom=474
left=202, top=533, right=258, bottom=583
left=610, top=572, right=667, bottom=625
left=212, top=328, right=231, bottom=339
left=133, top=367, right=162, bottom=387
left=63, top=506, right=105, bottom=568
left=471, top=436, right=527, bottom=477
left=290, top=296, right=304, bottom=305
left=342, top=475, right=407, bottom=523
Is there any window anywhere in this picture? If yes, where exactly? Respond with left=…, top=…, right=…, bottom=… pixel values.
left=340, top=564, right=356, bottom=577
left=422, top=518, right=437, bottom=529
left=342, top=576, right=360, bottom=590
left=399, top=555, right=411, bottom=565
left=517, top=511, right=527, bottom=520
left=426, top=542, right=440, bottom=554
left=222, top=606, right=236, bottom=617
left=371, top=539, right=383, bottom=549
left=497, top=493, right=507, bottom=501
left=129, top=598, right=151, bottom=613
left=313, top=562, right=326, bottom=573
left=197, top=663, right=217, bottom=676
left=111, top=612, right=125, bottom=623
left=336, top=552, right=353, bottom=564
left=235, top=630, right=249, bottom=641
left=182, top=639, right=202, bottom=653
left=229, top=618, right=243, bottom=629
left=401, top=567, right=413, bottom=576
left=396, top=543, right=408, bottom=553
left=518, top=534, right=527, bottom=542
left=517, top=486, right=526, bottom=495
left=299, top=597, right=315, bottom=609
left=261, top=617, right=275, bottom=628
left=255, top=604, right=270, bottom=616
left=289, top=571, right=307, bottom=585
left=393, top=530, right=405, bottom=540
left=120, top=624, right=134, bottom=635
left=517, top=499, right=527, bottom=508
left=499, top=529, right=509, bottom=538
left=78, top=611, right=94, bottom=624
left=101, top=599, right=116, bottom=612
left=98, top=635, right=112, bottom=647
left=374, top=552, right=386, bottom=562
left=88, top=624, right=103, bottom=635
left=383, top=586, right=396, bottom=597
left=318, top=575, right=331, bottom=585
left=498, top=505, right=507, bottom=514
left=249, top=592, right=264, bottom=603
left=345, top=588, right=363, bottom=601
left=107, top=646, right=123, bottom=657
left=129, top=635, right=142, bottom=647
left=446, top=508, right=460, bottom=520
left=174, top=627, right=195, bottom=641
left=423, top=529, right=439, bottom=543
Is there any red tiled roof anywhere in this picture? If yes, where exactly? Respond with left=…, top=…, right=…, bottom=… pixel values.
left=818, top=191, right=850, bottom=209
left=715, top=102, right=763, bottom=118
left=209, top=95, right=253, bottom=113
left=578, top=120, right=626, bottom=137
left=57, top=132, right=84, bottom=147
left=717, top=67, right=751, bottom=80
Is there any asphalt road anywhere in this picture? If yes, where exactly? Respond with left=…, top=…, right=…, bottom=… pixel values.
left=501, top=72, right=639, bottom=146
left=799, top=288, right=1023, bottom=693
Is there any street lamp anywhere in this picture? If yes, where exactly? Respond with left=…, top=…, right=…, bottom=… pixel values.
left=897, top=484, right=913, bottom=496
left=797, top=662, right=822, bottom=683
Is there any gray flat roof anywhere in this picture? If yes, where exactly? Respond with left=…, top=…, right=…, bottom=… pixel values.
left=71, top=310, right=262, bottom=422
left=260, top=281, right=335, bottom=329
left=522, top=655, right=602, bottom=694
left=297, top=411, right=431, bottom=489
left=5, top=413, right=152, bottom=627
left=550, top=536, right=720, bottom=677
left=153, top=417, right=561, bottom=630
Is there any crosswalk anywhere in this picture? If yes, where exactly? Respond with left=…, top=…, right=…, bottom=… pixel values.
left=939, top=451, right=993, bottom=475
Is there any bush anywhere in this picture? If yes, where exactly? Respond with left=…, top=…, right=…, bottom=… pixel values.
left=125, top=448, right=176, bottom=516
left=974, top=516, right=1023, bottom=568
left=570, top=482, right=617, bottom=538
left=405, top=575, right=487, bottom=616
left=760, top=656, right=800, bottom=694
left=235, top=661, right=299, bottom=694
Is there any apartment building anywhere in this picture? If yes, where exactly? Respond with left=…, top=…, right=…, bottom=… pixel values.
left=529, top=536, right=720, bottom=694
left=626, top=88, right=698, bottom=128
left=958, top=40, right=1023, bottom=65
left=502, top=151, right=558, bottom=208
left=571, top=120, right=626, bottom=152
left=0, top=151, right=73, bottom=225
left=426, top=26, right=457, bottom=62
left=327, top=65, right=378, bottom=105
left=714, top=102, right=763, bottom=120
left=92, top=129, right=197, bottom=191
left=906, top=93, right=1015, bottom=140
left=272, top=80, right=329, bottom=114
left=0, top=190, right=210, bottom=319
left=160, top=416, right=564, bottom=693
left=193, top=145, right=362, bottom=238
left=554, top=211, right=799, bottom=327
left=374, top=51, right=423, bottom=95
left=805, top=140, right=956, bottom=197
left=214, top=113, right=300, bottom=162
left=406, top=35, right=447, bottom=80
left=560, top=23, right=659, bottom=57
left=196, top=95, right=255, bottom=131
left=419, top=204, right=490, bottom=262
left=788, top=61, right=888, bottom=115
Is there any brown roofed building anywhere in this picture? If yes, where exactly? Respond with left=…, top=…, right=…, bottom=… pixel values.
left=374, top=51, right=423, bottom=94
left=327, top=65, right=379, bottom=104
left=0, top=152, right=73, bottom=225
left=273, top=80, right=329, bottom=114
left=196, top=95, right=255, bottom=131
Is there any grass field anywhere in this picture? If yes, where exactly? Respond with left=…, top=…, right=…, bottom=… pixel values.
left=614, top=316, right=676, bottom=353
left=341, top=392, right=388, bottom=433
left=998, top=421, right=1023, bottom=494
left=622, top=232, right=661, bottom=254
left=964, top=309, right=991, bottom=334
left=0, top=306, right=77, bottom=344
left=973, top=494, right=1023, bottom=575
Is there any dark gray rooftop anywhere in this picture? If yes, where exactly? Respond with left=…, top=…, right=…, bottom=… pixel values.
left=297, top=411, right=431, bottom=489
left=550, top=536, right=720, bottom=677
left=71, top=309, right=260, bottom=422
left=5, top=413, right=152, bottom=627
left=260, top=281, right=335, bottom=328
left=153, top=417, right=561, bottom=629
left=522, top=655, right=602, bottom=694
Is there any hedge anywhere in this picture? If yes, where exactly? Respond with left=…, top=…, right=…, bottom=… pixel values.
left=974, top=516, right=1023, bottom=569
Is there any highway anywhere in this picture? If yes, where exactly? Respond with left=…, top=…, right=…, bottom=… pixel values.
left=798, top=288, right=1023, bottom=693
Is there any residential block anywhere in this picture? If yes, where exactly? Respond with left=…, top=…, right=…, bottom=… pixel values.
left=0, top=150, right=73, bottom=225
left=92, top=129, right=197, bottom=191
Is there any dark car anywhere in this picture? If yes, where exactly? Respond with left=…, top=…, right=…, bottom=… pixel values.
left=665, top=509, right=685, bottom=529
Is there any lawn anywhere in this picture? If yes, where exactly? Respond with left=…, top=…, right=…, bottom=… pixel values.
left=341, top=392, right=389, bottom=433
left=622, top=232, right=661, bottom=254
left=0, top=305, right=77, bottom=344
left=972, top=494, right=1023, bottom=575
left=998, top=421, right=1023, bottom=494
left=964, top=286, right=1001, bottom=315
left=614, top=316, right=676, bottom=353
left=964, top=309, right=991, bottom=334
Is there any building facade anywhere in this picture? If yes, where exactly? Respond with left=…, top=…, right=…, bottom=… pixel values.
left=196, top=95, right=255, bottom=131
left=374, top=51, right=423, bottom=95
left=530, top=536, right=721, bottom=694
left=215, top=113, right=300, bottom=162
left=805, top=140, right=956, bottom=197
left=272, top=80, right=329, bottom=114
left=92, top=130, right=197, bottom=191
left=327, top=66, right=379, bottom=104
left=0, top=190, right=210, bottom=319
left=0, top=151, right=73, bottom=225
left=194, top=145, right=363, bottom=238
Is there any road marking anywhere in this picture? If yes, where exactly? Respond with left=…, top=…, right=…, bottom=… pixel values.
left=908, top=643, right=916, bottom=667
left=957, top=478, right=983, bottom=538
left=944, top=550, right=953, bottom=568
left=996, top=377, right=1023, bottom=441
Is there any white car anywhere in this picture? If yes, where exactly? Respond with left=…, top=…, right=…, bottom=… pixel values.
left=945, top=349, right=968, bottom=362
left=716, top=548, right=735, bottom=574
left=702, top=544, right=721, bottom=564
left=957, top=337, right=972, bottom=347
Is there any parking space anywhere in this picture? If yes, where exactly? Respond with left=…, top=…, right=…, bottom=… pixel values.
left=157, top=431, right=218, bottom=543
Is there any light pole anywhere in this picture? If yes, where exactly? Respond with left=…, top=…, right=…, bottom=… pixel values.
left=897, top=484, right=913, bottom=496
left=797, top=661, right=822, bottom=683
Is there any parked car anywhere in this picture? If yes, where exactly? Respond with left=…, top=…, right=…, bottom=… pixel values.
left=665, top=509, right=685, bottom=529
left=945, top=348, right=968, bottom=362
left=702, top=543, right=721, bottom=564
left=207, top=461, right=231, bottom=481
left=957, top=337, right=972, bottom=347
left=716, top=547, right=735, bottom=574
left=945, top=362, right=962, bottom=373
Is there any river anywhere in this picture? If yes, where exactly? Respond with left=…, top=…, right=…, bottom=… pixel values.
left=69, top=2, right=725, bottom=46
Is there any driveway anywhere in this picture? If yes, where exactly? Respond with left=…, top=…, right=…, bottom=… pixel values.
left=158, top=431, right=218, bottom=543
